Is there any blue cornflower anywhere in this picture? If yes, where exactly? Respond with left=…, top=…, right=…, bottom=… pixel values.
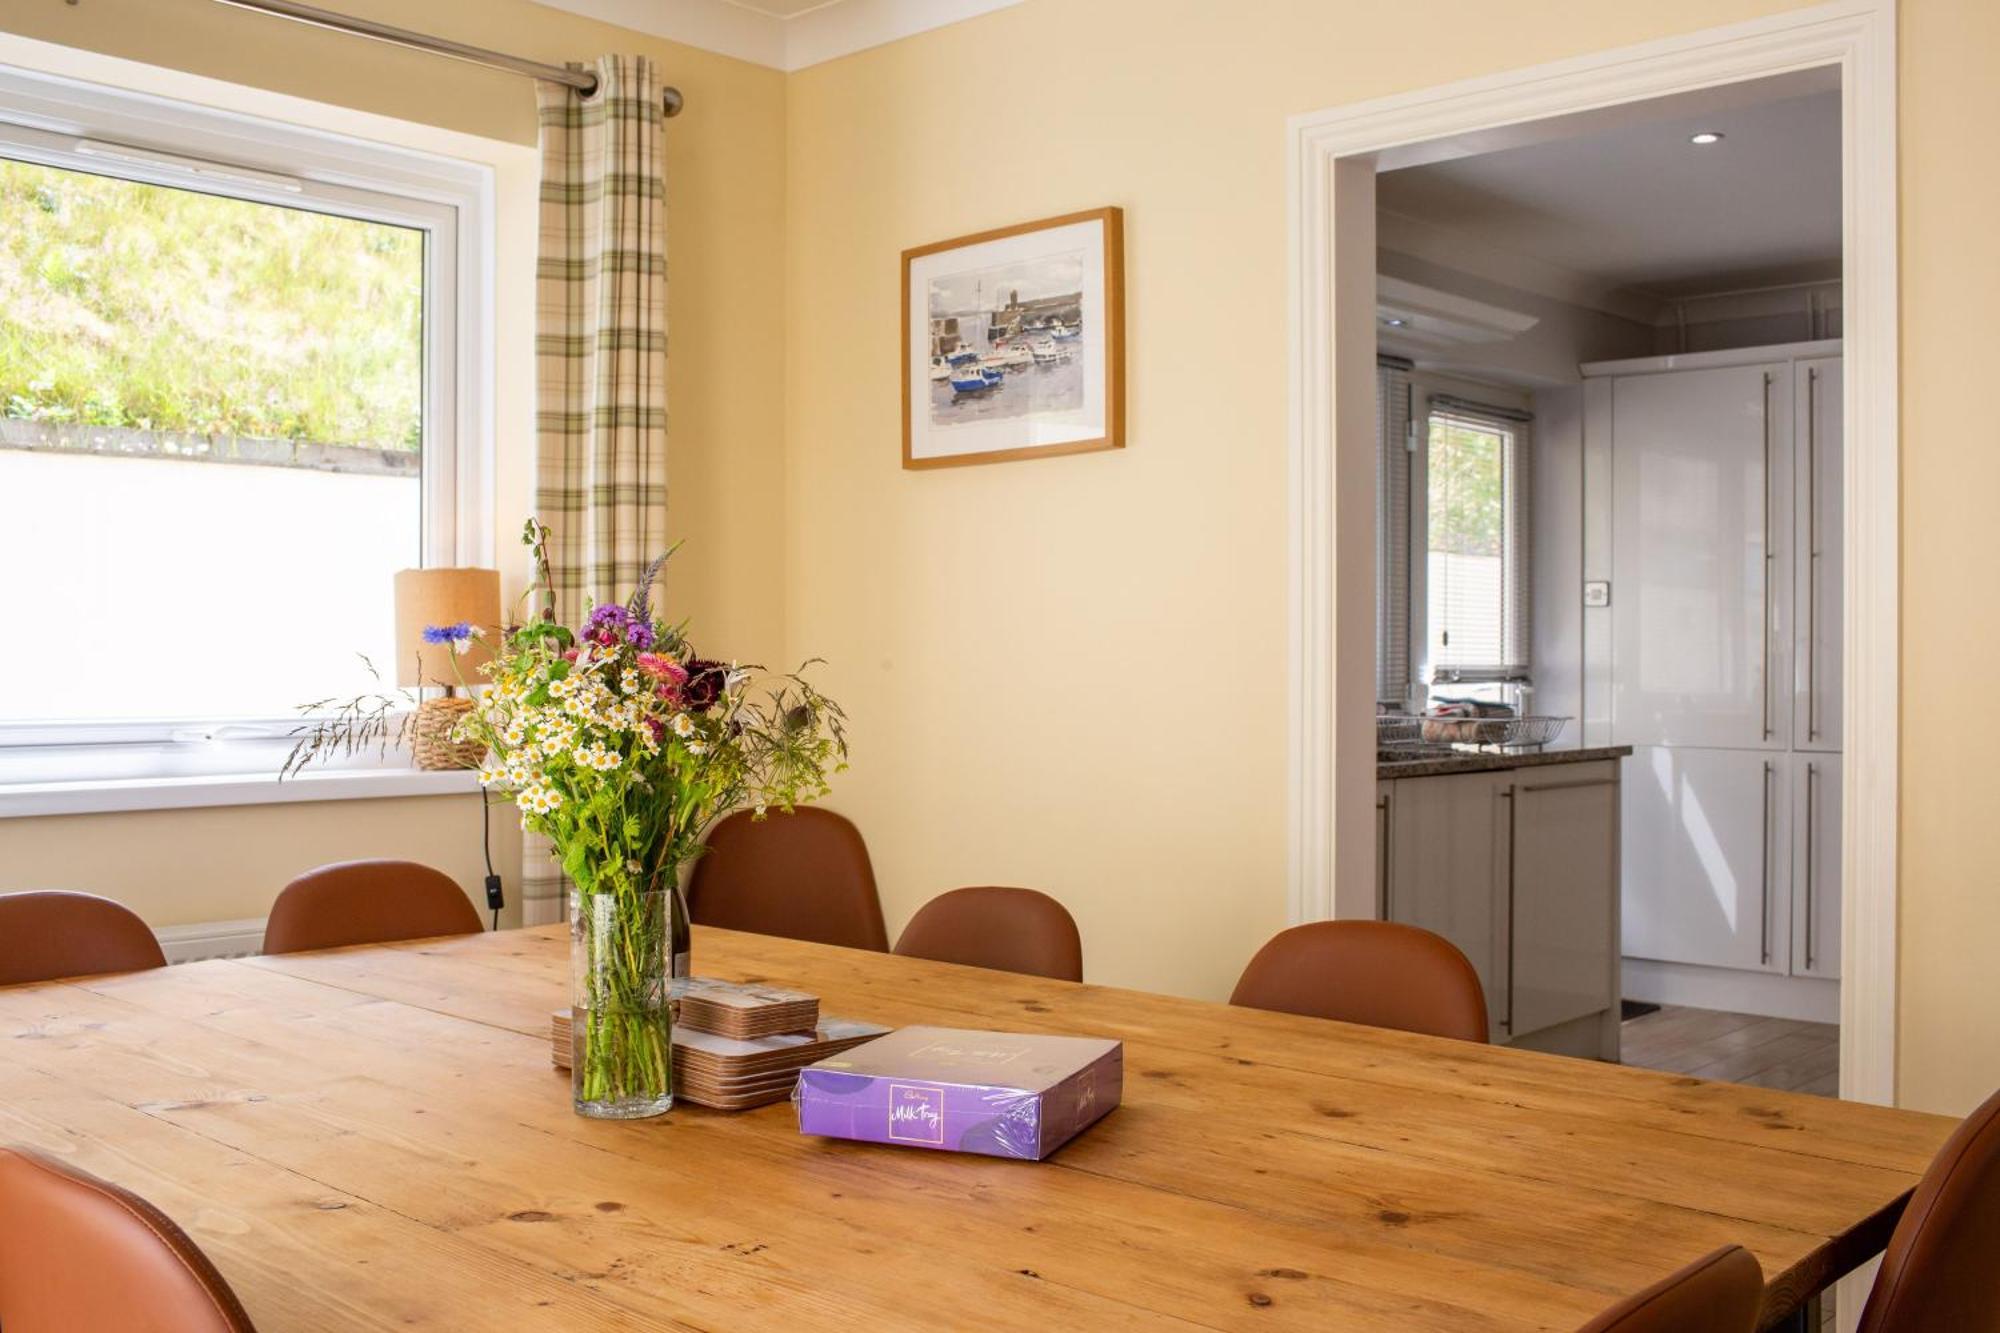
left=422, top=622, right=474, bottom=644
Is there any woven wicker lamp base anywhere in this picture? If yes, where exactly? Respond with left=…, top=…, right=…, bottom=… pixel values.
left=412, top=696, right=487, bottom=771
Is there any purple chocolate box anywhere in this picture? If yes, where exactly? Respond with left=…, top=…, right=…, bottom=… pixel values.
left=793, top=1026, right=1123, bottom=1160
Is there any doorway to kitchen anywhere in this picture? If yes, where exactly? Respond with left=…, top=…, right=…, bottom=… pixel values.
left=1284, top=0, right=1898, bottom=1122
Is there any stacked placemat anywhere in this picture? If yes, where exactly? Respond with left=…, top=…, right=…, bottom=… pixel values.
left=551, top=978, right=888, bottom=1111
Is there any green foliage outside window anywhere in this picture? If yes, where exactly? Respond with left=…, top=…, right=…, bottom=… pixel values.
left=1427, top=418, right=1505, bottom=558
left=0, top=158, right=422, bottom=450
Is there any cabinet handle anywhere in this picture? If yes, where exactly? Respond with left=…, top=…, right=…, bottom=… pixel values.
left=1807, top=366, right=1821, bottom=743
left=1761, top=370, right=1775, bottom=743
left=1760, top=760, right=1774, bottom=966
left=1501, top=786, right=1516, bottom=1034
left=1376, top=794, right=1391, bottom=921
left=1804, top=762, right=1818, bottom=972
left=1516, top=777, right=1621, bottom=794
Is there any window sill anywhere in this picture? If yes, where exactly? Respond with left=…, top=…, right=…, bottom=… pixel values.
left=0, top=767, right=483, bottom=819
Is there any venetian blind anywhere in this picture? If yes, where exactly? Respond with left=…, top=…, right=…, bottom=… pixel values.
left=1425, top=402, right=1531, bottom=684
left=1376, top=362, right=1413, bottom=704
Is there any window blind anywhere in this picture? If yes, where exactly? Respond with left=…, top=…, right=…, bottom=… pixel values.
left=1425, top=404, right=1531, bottom=684
left=1376, top=363, right=1413, bottom=704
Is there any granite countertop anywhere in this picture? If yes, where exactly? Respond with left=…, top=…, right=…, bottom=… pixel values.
left=1376, top=744, right=1633, bottom=780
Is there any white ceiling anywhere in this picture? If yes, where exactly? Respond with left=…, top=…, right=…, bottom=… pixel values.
left=531, top=0, right=1021, bottom=71
left=1377, top=87, right=1841, bottom=299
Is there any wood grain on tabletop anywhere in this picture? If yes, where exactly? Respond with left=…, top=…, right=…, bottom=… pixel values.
left=0, top=924, right=1956, bottom=1331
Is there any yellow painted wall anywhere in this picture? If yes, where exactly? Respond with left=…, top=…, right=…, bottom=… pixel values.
left=784, top=0, right=2000, bottom=1114
left=0, top=0, right=787, bottom=926
left=1894, top=0, right=2000, bottom=1117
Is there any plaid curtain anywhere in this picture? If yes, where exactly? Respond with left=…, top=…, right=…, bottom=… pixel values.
left=522, top=56, right=669, bottom=926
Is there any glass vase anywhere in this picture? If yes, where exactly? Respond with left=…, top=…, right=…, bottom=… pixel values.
left=570, top=885, right=675, bottom=1119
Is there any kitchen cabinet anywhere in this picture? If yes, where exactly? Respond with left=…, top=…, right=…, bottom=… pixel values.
left=1507, top=768, right=1620, bottom=1037
left=1587, top=345, right=1845, bottom=1006
left=1610, top=362, right=1792, bottom=751
left=1622, top=745, right=1789, bottom=974
left=1380, top=770, right=1504, bottom=1013
left=1792, top=751, right=1841, bottom=979
left=1379, top=756, right=1621, bottom=1057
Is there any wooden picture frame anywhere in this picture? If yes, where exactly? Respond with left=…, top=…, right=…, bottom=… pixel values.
left=902, top=206, right=1124, bottom=470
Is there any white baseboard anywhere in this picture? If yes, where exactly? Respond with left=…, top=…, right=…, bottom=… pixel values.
left=155, top=917, right=266, bottom=964
left=1623, top=957, right=1839, bottom=1024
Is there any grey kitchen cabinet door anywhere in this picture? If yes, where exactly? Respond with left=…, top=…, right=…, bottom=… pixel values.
left=1622, top=744, right=1791, bottom=973
left=1505, top=763, right=1621, bottom=1037
left=1382, top=770, right=1505, bottom=1035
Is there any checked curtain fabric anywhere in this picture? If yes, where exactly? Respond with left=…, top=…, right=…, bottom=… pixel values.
left=524, top=55, right=669, bottom=926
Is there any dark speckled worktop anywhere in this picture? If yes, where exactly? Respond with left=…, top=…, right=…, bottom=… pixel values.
left=1376, top=744, right=1633, bottom=780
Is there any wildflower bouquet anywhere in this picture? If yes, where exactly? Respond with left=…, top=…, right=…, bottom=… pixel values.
left=448, top=521, right=844, bottom=1118
left=290, top=516, right=844, bottom=1112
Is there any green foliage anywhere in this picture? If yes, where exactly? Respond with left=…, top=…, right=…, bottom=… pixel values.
left=0, top=158, right=422, bottom=448
left=1428, top=418, right=1506, bottom=558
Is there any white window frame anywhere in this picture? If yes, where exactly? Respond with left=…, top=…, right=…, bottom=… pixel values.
left=1413, top=395, right=1532, bottom=689
left=0, top=61, right=495, bottom=805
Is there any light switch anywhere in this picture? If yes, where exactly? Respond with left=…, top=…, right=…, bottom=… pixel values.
left=1583, top=580, right=1611, bottom=608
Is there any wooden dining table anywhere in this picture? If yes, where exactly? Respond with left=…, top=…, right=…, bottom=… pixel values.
left=0, top=924, right=1958, bottom=1330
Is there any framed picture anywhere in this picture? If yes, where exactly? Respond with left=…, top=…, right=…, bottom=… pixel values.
left=902, top=206, right=1124, bottom=470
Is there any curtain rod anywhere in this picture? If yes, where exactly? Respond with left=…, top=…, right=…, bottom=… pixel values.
left=210, top=0, right=685, bottom=117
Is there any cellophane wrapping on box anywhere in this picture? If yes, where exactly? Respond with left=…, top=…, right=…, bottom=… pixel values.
left=793, top=1025, right=1123, bottom=1160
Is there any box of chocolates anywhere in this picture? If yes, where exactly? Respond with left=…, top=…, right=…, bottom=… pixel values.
left=793, top=1026, right=1123, bottom=1160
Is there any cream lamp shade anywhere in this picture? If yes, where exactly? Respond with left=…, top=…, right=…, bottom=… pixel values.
left=393, top=567, right=501, bottom=689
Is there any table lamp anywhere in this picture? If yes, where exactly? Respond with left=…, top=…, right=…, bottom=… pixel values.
left=393, top=567, right=501, bottom=770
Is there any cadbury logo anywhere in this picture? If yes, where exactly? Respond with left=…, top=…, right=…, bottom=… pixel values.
left=887, top=1084, right=945, bottom=1144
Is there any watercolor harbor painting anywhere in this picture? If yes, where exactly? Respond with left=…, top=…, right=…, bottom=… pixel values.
left=902, top=208, right=1123, bottom=469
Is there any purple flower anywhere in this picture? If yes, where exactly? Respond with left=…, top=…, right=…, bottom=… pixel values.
left=626, top=621, right=656, bottom=649
left=584, top=603, right=633, bottom=647
left=422, top=622, right=474, bottom=644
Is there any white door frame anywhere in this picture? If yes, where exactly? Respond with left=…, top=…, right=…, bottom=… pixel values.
left=1285, top=1, right=1898, bottom=1107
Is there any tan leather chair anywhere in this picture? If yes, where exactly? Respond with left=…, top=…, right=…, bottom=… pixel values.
left=894, top=886, right=1084, bottom=982
left=1857, top=1085, right=2000, bottom=1331
left=0, top=891, right=167, bottom=987
left=687, top=807, right=889, bottom=951
left=261, top=859, right=483, bottom=955
left=1576, top=1245, right=1763, bottom=1333
left=0, top=1147, right=257, bottom=1332
left=1229, top=920, right=1489, bottom=1043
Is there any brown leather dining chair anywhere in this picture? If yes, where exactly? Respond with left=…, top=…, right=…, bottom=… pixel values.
left=687, top=807, right=889, bottom=951
left=261, top=859, right=483, bottom=955
left=1856, top=1085, right=2000, bottom=1331
left=0, top=1147, right=257, bottom=1332
left=1229, top=920, right=1489, bottom=1043
left=894, top=886, right=1084, bottom=982
left=1575, top=1244, right=1763, bottom=1333
left=0, top=891, right=167, bottom=987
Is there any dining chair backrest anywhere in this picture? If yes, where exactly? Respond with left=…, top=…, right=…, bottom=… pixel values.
left=1228, top=920, right=1489, bottom=1043
left=894, top=886, right=1084, bottom=982
left=261, top=859, right=482, bottom=955
left=1857, top=1085, right=2000, bottom=1332
left=1575, top=1245, right=1763, bottom=1333
left=686, top=807, right=889, bottom=952
left=0, top=1146, right=257, bottom=1332
left=0, top=891, right=167, bottom=987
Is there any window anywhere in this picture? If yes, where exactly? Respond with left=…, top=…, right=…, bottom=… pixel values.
left=0, top=66, right=490, bottom=789
left=1423, top=403, right=1530, bottom=684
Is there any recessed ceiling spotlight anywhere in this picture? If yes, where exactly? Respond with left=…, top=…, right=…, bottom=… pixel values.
left=1382, top=316, right=1407, bottom=327
left=1690, top=131, right=1725, bottom=145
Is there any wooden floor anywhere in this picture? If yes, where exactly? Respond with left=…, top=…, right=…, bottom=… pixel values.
left=1622, top=1004, right=1840, bottom=1099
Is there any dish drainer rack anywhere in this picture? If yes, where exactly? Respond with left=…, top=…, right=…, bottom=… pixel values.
left=1377, top=713, right=1572, bottom=752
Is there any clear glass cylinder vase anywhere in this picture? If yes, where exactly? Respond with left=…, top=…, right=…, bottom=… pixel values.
left=570, top=885, right=674, bottom=1119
